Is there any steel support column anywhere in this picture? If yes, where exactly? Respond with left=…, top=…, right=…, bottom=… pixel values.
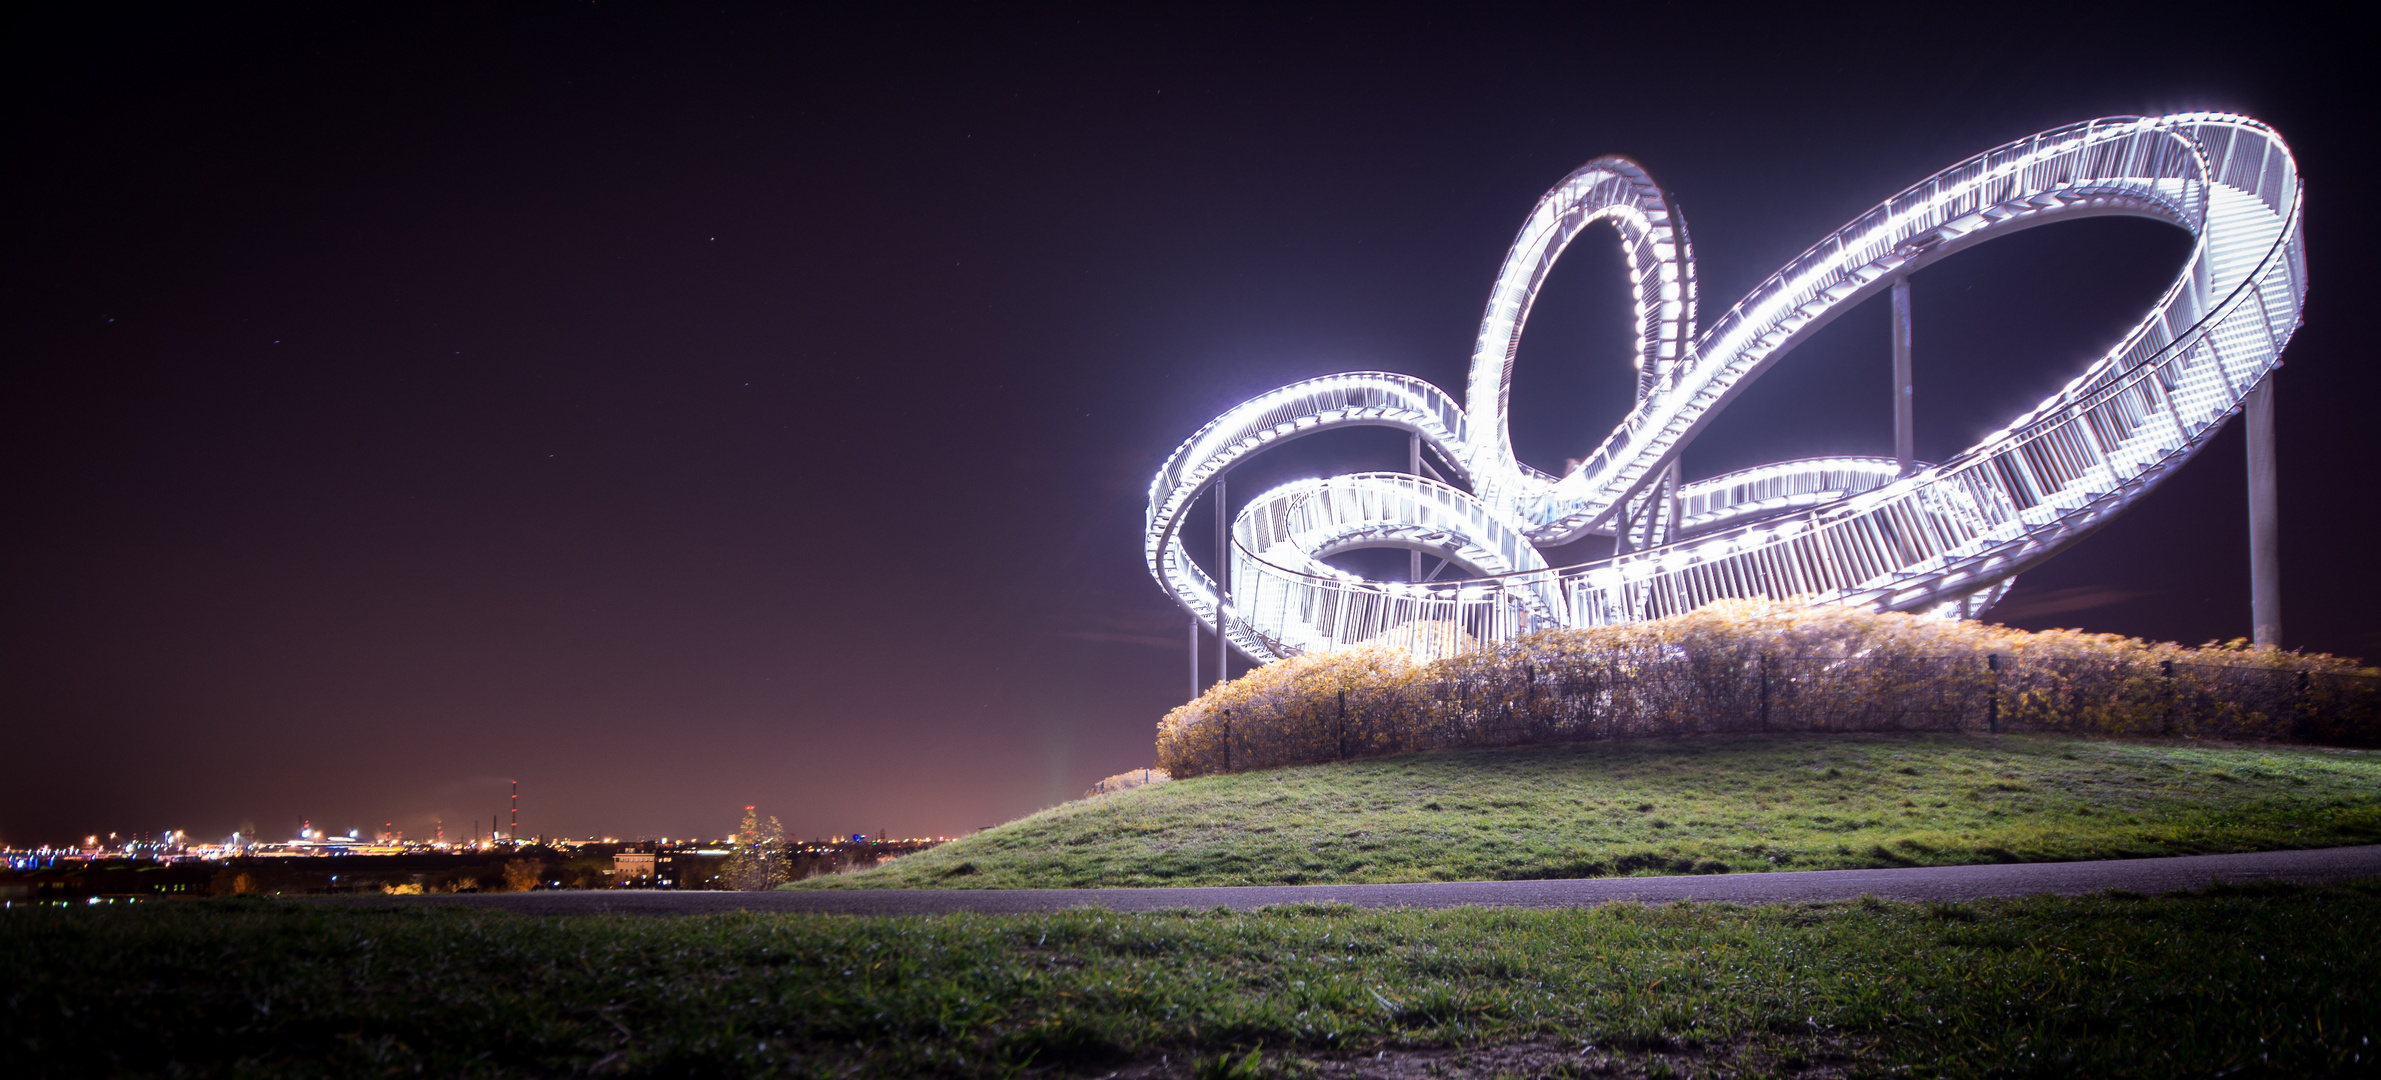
left=1410, top=435, right=1425, bottom=581
left=1891, top=276, right=1914, bottom=477
left=1214, top=472, right=1230, bottom=686
left=2245, top=377, right=2280, bottom=647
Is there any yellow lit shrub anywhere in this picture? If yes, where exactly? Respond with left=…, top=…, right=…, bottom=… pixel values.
left=1155, top=601, right=2379, bottom=777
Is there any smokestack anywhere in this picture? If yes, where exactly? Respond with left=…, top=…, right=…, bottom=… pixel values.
left=510, top=780, right=518, bottom=841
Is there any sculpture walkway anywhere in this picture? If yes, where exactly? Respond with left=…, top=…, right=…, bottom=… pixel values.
left=1150, top=115, right=2306, bottom=660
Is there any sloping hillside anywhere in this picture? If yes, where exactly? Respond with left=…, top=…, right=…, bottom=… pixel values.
left=796, top=733, right=2381, bottom=889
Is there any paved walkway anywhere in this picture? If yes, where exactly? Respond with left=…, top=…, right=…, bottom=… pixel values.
left=335, top=844, right=2381, bottom=916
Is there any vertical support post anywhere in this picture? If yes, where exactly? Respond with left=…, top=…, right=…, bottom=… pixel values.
left=1410, top=435, right=1424, bottom=582
left=2245, top=377, right=2280, bottom=647
left=1214, top=472, right=1230, bottom=687
left=1891, top=276, right=1915, bottom=477
left=1665, top=460, right=1682, bottom=545
left=1188, top=615, right=1199, bottom=703
left=1647, top=460, right=1678, bottom=549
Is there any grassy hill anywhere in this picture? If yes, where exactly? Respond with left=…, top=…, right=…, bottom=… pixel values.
left=14, top=884, right=2381, bottom=1076
left=798, top=733, right=2381, bottom=889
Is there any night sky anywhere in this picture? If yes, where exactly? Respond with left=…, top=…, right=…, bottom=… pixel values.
left=5, top=6, right=2374, bottom=847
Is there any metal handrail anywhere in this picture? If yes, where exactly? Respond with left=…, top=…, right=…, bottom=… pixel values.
left=1154, top=115, right=2305, bottom=662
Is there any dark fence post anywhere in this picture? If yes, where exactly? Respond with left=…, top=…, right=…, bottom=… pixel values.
left=2295, top=669, right=2313, bottom=741
left=1221, top=708, right=1232, bottom=773
left=1337, top=689, right=1348, bottom=760
left=1522, top=661, right=1536, bottom=737
left=1987, top=654, right=2001, bottom=734
left=2160, top=659, right=2175, bottom=736
left=1759, top=654, right=1771, bottom=732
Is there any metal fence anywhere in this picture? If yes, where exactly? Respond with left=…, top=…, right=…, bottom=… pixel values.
left=1166, top=655, right=2381, bottom=777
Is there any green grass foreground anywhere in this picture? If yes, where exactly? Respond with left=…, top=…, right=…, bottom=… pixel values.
left=5, top=884, right=2378, bottom=1077
left=806, top=734, right=2381, bottom=890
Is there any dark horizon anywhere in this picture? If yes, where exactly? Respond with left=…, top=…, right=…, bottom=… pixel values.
left=5, top=6, right=2374, bottom=847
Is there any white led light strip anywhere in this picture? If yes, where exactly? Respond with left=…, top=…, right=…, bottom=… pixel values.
left=1147, top=115, right=2304, bottom=662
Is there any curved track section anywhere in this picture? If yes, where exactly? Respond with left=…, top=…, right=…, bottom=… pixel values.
left=1673, top=457, right=1911, bottom=535
left=1149, top=114, right=2305, bottom=661
left=1144, top=372, right=1473, bottom=657
left=1230, top=472, right=1563, bottom=657
left=1459, top=155, right=1700, bottom=515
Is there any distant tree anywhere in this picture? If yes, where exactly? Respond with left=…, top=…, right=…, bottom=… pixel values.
left=558, top=853, right=612, bottom=889
left=207, top=867, right=258, bottom=896
left=723, top=805, right=790, bottom=891
left=501, top=859, right=543, bottom=892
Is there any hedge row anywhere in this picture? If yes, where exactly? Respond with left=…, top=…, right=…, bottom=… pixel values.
left=1154, top=601, right=2381, bottom=777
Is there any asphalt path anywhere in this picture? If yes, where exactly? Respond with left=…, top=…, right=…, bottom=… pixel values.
left=329, top=845, right=2381, bottom=916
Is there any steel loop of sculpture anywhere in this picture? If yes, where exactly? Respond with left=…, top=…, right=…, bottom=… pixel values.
left=1148, top=115, right=2305, bottom=663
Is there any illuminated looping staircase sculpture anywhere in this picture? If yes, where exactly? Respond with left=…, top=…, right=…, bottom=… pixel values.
left=1147, top=115, right=2305, bottom=662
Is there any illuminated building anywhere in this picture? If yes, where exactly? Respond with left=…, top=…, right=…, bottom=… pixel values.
left=613, top=851, right=658, bottom=885
left=1148, top=115, right=2303, bottom=664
